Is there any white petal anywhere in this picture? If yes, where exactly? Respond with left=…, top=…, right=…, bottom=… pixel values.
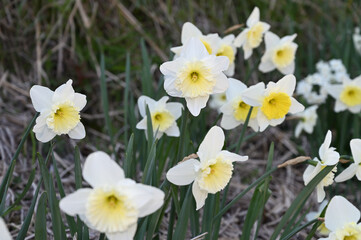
left=351, top=139, right=361, bottom=164
left=276, top=74, right=296, bottom=96
left=279, top=61, right=295, bottom=75
left=137, top=96, right=156, bottom=117
left=185, top=96, right=209, bottom=116
left=349, top=104, right=361, bottom=113
left=53, top=80, right=75, bottom=103
left=164, top=123, right=180, bottom=137
left=226, top=78, right=247, bottom=101
left=220, top=114, right=240, bottom=130
left=326, top=85, right=342, bottom=99
left=244, top=45, right=253, bottom=59
left=136, top=118, right=147, bottom=130
left=289, top=98, right=305, bottom=114
left=59, top=188, right=92, bottom=216
left=166, top=159, right=200, bottom=185
left=166, top=102, right=184, bottom=119
left=68, top=122, right=86, bottom=139
left=334, top=100, right=347, bottom=112
left=233, top=30, right=247, bottom=47
left=181, top=22, right=202, bottom=44
left=319, top=131, right=332, bottom=161
left=264, top=32, right=280, bottom=50
left=246, top=7, right=260, bottom=27
left=205, top=55, right=229, bottom=73
left=192, top=181, right=208, bottom=210
left=0, top=218, right=12, bottom=240
left=281, top=34, right=297, bottom=43
left=356, top=167, right=361, bottom=180
left=198, top=126, right=225, bottom=160
left=106, top=224, right=137, bottom=240
left=241, top=82, right=265, bottom=106
left=335, top=164, right=358, bottom=182
left=257, top=112, right=270, bottom=132
left=259, top=59, right=275, bottom=73
left=224, top=62, right=235, bottom=76
left=325, top=195, right=361, bottom=231
left=160, top=58, right=183, bottom=77
left=34, top=126, right=56, bottom=143
left=155, top=96, right=169, bottom=109
left=269, top=116, right=285, bottom=126
left=181, top=38, right=209, bottom=59
left=212, top=73, right=229, bottom=93
left=219, top=150, right=248, bottom=162
left=30, top=85, right=54, bottom=112
left=74, top=93, right=87, bottom=110
left=316, top=184, right=326, bottom=203
left=83, top=151, right=125, bottom=188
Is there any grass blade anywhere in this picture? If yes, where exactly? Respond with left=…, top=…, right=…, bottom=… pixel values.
left=35, top=192, right=47, bottom=240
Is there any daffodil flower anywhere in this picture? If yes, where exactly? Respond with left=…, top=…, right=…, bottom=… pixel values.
left=303, top=131, right=339, bottom=202
left=306, top=201, right=330, bottom=236
left=216, top=34, right=237, bottom=76
left=136, top=96, right=183, bottom=139
left=294, top=105, right=318, bottom=138
left=59, top=151, right=164, bottom=240
left=209, top=93, right=227, bottom=112
left=335, top=139, right=361, bottom=182
left=30, top=80, right=86, bottom=142
left=259, top=32, right=298, bottom=75
left=220, top=78, right=259, bottom=131
left=326, top=76, right=361, bottom=113
left=171, top=22, right=220, bottom=57
left=160, top=38, right=229, bottom=116
left=0, top=218, right=12, bottom=240
left=319, top=196, right=361, bottom=240
left=242, top=74, right=304, bottom=132
left=166, top=126, right=248, bottom=210
left=234, top=7, right=270, bottom=59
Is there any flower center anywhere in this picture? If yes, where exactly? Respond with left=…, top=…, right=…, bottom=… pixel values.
left=197, top=157, right=233, bottom=194
left=246, top=22, right=265, bottom=48
left=261, top=92, right=291, bottom=120
left=176, top=61, right=215, bottom=98
left=86, top=188, right=138, bottom=233
left=233, top=99, right=258, bottom=121
left=216, top=45, right=235, bottom=63
left=321, top=165, right=336, bottom=187
left=151, top=110, right=175, bottom=132
left=340, top=86, right=361, bottom=107
left=334, top=222, right=361, bottom=240
left=200, top=40, right=212, bottom=54
left=272, top=45, right=295, bottom=68
left=46, top=102, right=80, bottom=134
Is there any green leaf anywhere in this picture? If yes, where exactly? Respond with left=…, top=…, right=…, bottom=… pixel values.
left=173, top=186, right=192, bottom=240
left=74, top=146, right=83, bottom=189
left=123, top=134, right=134, bottom=178
left=280, top=219, right=318, bottom=240
left=35, top=192, right=47, bottom=240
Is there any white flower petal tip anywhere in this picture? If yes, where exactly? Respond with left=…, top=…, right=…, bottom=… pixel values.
left=59, top=151, right=165, bottom=239
left=30, top=80, right=87, bottom=142
left=136, top=95, right=183, bottom=139
left=166, top=159, right=199, bottom=186
left=0, top=218, right=12, bottom=240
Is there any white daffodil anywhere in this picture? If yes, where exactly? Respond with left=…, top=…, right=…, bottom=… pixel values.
left=233, top=7, right=270, bottom=59
left=335, top=139, right=361, bottom=182
left=353, top=27, right=361, bottom=55
left=136, top=96, right=183, bottom=139
left=171, top=22, right=220, bottom=57
left=306, top=201, right=330, bottom=236
left=209, top=93, right=227, bottom=112
left=326, top=76, right=361, bottom=113
left=259, top=32, right=298, bottom=75
left=220, top=78, right=259, bottom=131
left=160, top=37, right=229, bottom=116
left=166, top=126, right=248, bottom=210
left=59, top=151, right=164, bottom=240
left=294, top=105, right=318, bottom=138
left=0, top=218, right=12, bottom=240
left=296, top=75, right=329, bottom=105
left=30, top=80, right=86, bottom=143
left=319, top=196, right=361, bottom=240
left=242, top=74, right=304, bottom=132
left=303, top=130, right=339, bottom=202
left=216, top=34, right=237, bottom=76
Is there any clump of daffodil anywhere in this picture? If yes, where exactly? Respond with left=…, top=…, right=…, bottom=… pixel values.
left=166, top=126, right=248, bottom=210
left=160, top=37, right=229, bottom=116
left=0, top=218, right=12, bottom=240
left=294, top=105, right=318, bottom=138
left=326, top=75, right=361, bottom=113
left=335, top=139, right=361, bottom=183
left=306, top=201, right=330, bottom=236
left=259, top=32, right=298, bottom=75
left=30, top=80, right=86, bottom=142
left=216, top=34, right=237, bottom=76
left=171, top=22, right=220, bottom=57
left=220, top=78, right=259, bottom=131
left=136, top=95, right=183, bottom=139
left=234, top=6, right=270, bottom=59
left=59, top=151, right=164, bottom=240
left=320, top=195, right=361, bottom=240
left=241, top=74, right=304, bottom=132
left=303, top=130, right=339, bottom=202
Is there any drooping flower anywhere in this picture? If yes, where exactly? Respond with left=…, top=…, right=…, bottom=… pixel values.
left=319, top=196, right=361, bottom=240
left=294, top=105, right=318, bottom=138
left=166, top=126, right=248, bottom=210
left=59, top=151, right=164, bottom=240
left=303, top=130, right=339, bottom=202
left=242, top=74, right=304, bottom=132
left=220, top=78, right=259, bottom=131
left=335, top=139, right=361, bottom=182
left=259, top=32, right=298, bottom=75
left=216, top=34, right=237, bottom=76
left=0, top=218, right=12, bottom=240
left=136, top=96, right=183, bottom=139
left=29, top=80, right=86, bottom=142
left=233, top=7, right=270, bottom=59
left=326, top=76, right=361, bottom=113
left=160, top=38, right=229, bottom=116
left=305, top=201, right=330, bottom=236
